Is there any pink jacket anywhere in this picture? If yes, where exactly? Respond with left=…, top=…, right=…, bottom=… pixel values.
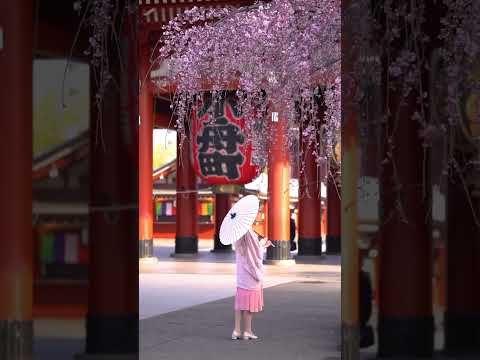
left=235, top=229, right=265, bottom=290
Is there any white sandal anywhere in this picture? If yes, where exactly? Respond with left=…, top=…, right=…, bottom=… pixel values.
left=231, top=330, right=242, bottom=340
left=243, top=331, right=259, bottom=340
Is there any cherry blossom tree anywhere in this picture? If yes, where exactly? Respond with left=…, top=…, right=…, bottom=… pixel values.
left=72, top=0, right=479, bottom=219
left=70, top=0, right=136, bottom=126
left=152, top=0, right=341, bottom=169
left=73, top=0, right=479, bottom=173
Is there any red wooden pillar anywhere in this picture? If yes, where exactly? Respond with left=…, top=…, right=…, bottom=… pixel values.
left=0, top=1, right=34, bottom=357
left=266, top=114, right=291, bottom=262
left=326, top=167, right=341, bottom=254
left=445, top=175, right=480, bottom=353
left=377, top=93, right=433, bottom=357
left=298, top=136, right=322, bottom=256
left=213, top=193, right=232, bottom=252
left=85, top=64, right=138, bottom=355
left=175, top=135, right=198, bottom=254
left=321, top=203, right=327, bottom=239
left=138, top=59, right=154, bottom=259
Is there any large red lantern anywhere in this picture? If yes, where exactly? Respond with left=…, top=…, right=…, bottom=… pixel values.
left=191, top=92, right=259, bottom=184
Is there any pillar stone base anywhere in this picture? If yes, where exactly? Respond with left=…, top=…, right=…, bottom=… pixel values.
left=326, top=235, right=341, bottom=254
left=86, top=315, right=138, bottom=354
left=212, top=235, right=232, bottom=252
left=0, top=320, right=33, bottom=360
left=378, top=315, right=434, bottom=357
left=341, top=322, right=359, bottom=359
left=298, top=237, right=323, bottom=256
left=445, top=312, right=480, bottom=354
left=174, top=236, right=198, bottom=254
left=139, top=239, right=153, bottom=258
left=266, top=240, right=291, bottom=261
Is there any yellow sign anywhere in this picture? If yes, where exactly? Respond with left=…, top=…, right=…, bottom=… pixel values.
left=153, top=129, right=177, bottom=169
left=33, top=59, right=90, bottom=158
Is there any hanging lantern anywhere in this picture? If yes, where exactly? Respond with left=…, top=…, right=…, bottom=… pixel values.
left=191, top=92, right=259, bottom=185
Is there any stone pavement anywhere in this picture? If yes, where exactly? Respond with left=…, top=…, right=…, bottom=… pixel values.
left=33, top=238, right=471, bottom=360
left=138, top=239, right=479, bottom=360
left=34, top=239, right=341, bottom=360
left=140, top=239, right=342, bottom=360
left=140, top=239, right=340, bottom=320
left=140, top=281, right=341, bottom=360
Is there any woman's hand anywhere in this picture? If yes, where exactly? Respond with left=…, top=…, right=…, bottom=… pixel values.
left=259, top=238, right=275, bottom=248
left=252, top=229, right=264, bottom=240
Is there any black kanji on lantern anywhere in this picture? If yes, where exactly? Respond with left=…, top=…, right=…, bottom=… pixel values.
left=196, top=116, right=244, bottom=154
left=196, top=93, right=246, bottom=180
left=199, top=152, right=244, bottom=179
left=197, top=93, right=242, bottom=119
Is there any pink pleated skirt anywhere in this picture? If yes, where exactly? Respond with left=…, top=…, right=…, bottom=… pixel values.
left=235, top=287, right=264, bottom=312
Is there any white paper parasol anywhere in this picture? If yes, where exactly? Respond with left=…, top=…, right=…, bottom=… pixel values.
left=219, top=195, right=260, bottom=245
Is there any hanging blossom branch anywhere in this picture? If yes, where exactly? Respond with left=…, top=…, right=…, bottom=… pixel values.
left=439, top=0, right=480, bottom=134
left=152, top=0, right=341, bottom=168
left=439, top=0, right=480, bottom=225
left=72, top=0, right=135, bottom=147
left=347, top=0, right=480, bottom=225
left=383, top=0, right=431, bottom=221
left=378, top=0, right=480, bottom=182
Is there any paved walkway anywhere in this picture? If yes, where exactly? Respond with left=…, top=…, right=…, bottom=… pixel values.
left=140, top=281, right=341, bottom=360
left=140, top=239, right=341, bottom=359
left=33, top=239, right=340, bottom=360
left=34, top=239, right=471, bottom=359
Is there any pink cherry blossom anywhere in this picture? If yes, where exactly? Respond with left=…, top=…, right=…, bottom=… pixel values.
left=152, top=0, right=341, bottom=167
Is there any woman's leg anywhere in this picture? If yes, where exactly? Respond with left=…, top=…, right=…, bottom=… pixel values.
left=244, top=311, right=253, bottom=333
left=234, top=310, right=242, bottom=333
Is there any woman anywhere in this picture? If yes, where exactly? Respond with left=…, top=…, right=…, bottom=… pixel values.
left=231, top=226, right=273, bottom=340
